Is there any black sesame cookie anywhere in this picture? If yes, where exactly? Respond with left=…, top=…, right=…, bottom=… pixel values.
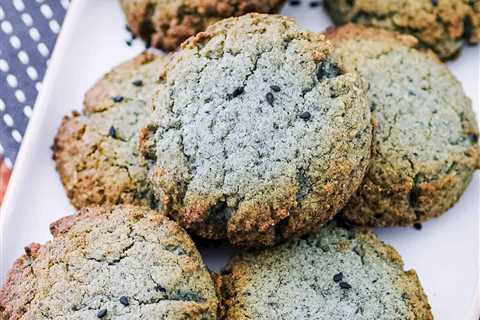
left=0, top=206, right=219, bottom=319
left=217, top=222, right=433, bottom=320
left=324, top=0, right=480, bottom=60
left=53, top=98, right=155, bottom=209
left=140, top=14, right=372, bottom=247
left=119, top=0, right=286, bottom=51
left=53, top=53, right=169, bottom=209
left=83, top=51, right=166, bottom=113
left=327, top=25, right=480, bottom=227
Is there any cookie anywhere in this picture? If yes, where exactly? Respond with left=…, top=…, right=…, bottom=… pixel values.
left=53, top=98, right=154, bottom=209
left=218, top=222, right=433, bottom=320
left=118, top=0, right=286, bottom=51
left=54, top=53, right=169, bottom=209
left=324, top=0, right=480, bottom=60
left=327, top=25, right=480, bottom=227
left=83, top=51, right=167, bottom=113
left=140, top=14, right=372, bottom=247
left=0, top=205, right=219, bottom=319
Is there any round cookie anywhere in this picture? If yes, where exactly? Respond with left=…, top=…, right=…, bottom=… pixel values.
left=218, top=222, right=433, bottom=320
left=0, top=205, right=219, bottom=319
left=327, top=25, right=480, bottom=227
left=119, top=0, right=286, bottom=51
left=54, top=53, right=169, bottom=209
left=53, top=98, right=154, bottom=209
left=324, top=0, right=480, bottom=60
left=140, top=14, right=372, bottom=247
left=83, top=51, right=167, bottom=113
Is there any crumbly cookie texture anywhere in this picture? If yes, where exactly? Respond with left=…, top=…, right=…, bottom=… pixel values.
left=83, top=51, right=167, bottom=113
left=119, top=0, right=286, bottom=51
left=140, top=14, right=372, bottom=247
left=53, top=98, right=154, bottom=209
left=327, top=24, right=480, bottom=227
left=218, top=223, right=433, bottom=320
left=324, top=0, right=480, bottom=60
left=0, top=206, right=219, bottom=320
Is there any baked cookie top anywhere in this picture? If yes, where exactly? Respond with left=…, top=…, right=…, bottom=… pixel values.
left=218, top=222, right=433, bottom=320
left=83, top=51, right=167, bottom=113
left=0, top=206, right=218, bottom=319
left=141, top=14, right=372, bottom=247
left=53, top=98, right=154, bottom=209
left=119, top=0, right=286, bottom=51
left=54, top=52, right=170, bottom=209
left=324, top=0, right=480, bottom=59
left=328, top=25, right=480, bottom=226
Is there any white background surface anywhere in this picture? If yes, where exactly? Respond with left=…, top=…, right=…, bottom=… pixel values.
left=0, top=1, right=479, bottom=319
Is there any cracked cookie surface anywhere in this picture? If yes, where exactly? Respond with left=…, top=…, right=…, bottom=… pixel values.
left=54, top=53, right=169, bottom=209
left=119, top=0, right=286, bottom=51
left=328, top=25, right=480, bottom=227
left=217, top=222, right=432, bottom=320
left=141, top=14, right=372, bottom=247
left=324, top=0, right=480, bottom=60
left=0, top=206, right=218, bottom=320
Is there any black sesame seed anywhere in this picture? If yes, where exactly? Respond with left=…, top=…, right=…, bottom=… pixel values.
left=339, top=281, right=352, bottom=289
left=232, top=87, right=244, bottom=98
left=464, top=16, right=474, bottom=39
left=119, top=296, right=129, bottom=306
left=155, top=284, right=166, bottom=293
left=132, top=79, right=144, bottom=87
left=97, top=309, right=107, bottom=318
left=299, top=111, right=311, bottom=121
left=290, top=0, right=301, bottom=6
left=266, top=92, right=274, bottom=106
left=108, top=126, right=116, bottom=138
left=316, top=60, right=342, bottom=81
left=111, top=95, right=124, bottom=103
left=335, top=217, right=354, bottom=230
left=469, top=133, right=479, bottom=143
left=413, top=223, right=423, bottom=230
left=309, top=1, right=321, bottom=7
left=333, top=272, right=343, bottom=283
left=270, top=85, right=281, bottom=92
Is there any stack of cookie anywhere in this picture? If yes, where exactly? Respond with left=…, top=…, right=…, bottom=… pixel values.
left=1, top=3, right=479, bottom=319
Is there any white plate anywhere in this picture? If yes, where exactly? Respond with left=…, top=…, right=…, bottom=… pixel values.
left=0, top=1, right=479, bottom=319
